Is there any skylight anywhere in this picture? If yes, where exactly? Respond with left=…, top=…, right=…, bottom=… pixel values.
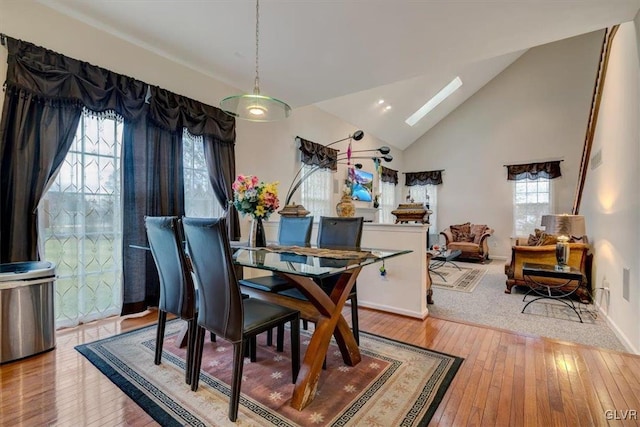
left=405, top=76, right=463, bottom=127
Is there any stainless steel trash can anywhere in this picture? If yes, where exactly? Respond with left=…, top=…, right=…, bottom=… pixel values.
left=0, top=261, right=56, bottom=364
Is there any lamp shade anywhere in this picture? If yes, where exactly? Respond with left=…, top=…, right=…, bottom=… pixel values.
left=220, top=94, right=291, bottom=122
left=540, top=214, right=586, bottom=237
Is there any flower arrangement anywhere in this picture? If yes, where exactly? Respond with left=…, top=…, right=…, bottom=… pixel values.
left=232, top=175, right=280, bottom=219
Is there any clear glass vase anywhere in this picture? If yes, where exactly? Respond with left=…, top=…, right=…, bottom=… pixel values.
left=249, top=217, right=267, bottom=247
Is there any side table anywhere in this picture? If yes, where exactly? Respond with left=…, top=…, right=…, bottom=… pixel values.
left=428, top=249, right=462, bottom=282
left=521, top=262, right=587, bottom=322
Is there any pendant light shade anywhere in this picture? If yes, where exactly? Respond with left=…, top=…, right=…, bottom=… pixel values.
left=220, top=93, right=291, bottom=122
left=220, top=0, right=291, bottom=122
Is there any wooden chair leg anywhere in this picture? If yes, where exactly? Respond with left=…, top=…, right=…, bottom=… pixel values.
left=190, top=326, right=206, bottom=392
left=154, top=310, right=167, bottom=365
left=229, top=341, right=245, bottom=422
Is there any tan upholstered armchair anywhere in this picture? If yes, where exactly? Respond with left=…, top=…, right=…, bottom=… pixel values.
left=440, top=222, right=493, bottom=262
left=504, top=241, right=591, bottom=303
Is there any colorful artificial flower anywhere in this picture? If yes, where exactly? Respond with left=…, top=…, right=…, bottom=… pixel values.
left=232, top=175, right=280, bottom=219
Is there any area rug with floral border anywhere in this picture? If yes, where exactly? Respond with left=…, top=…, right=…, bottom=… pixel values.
left=76, top=319, right=463, bottom=426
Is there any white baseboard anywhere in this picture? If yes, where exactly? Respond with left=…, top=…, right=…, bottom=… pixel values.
left=357, top=301, right=428, bottom=320
left=596, top=303, right=639, bottom=354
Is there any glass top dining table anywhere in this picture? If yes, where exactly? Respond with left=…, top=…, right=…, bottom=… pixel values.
left=232, top=244, right=412, bottom=410
left=231, top=244, right=411, bottom=279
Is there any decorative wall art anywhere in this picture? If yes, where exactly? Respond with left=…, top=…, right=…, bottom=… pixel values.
left=351, top=169, right=373, bottom=202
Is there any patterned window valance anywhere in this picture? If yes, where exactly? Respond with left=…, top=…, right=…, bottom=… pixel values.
left=405, top=170, right=443, bottom=186
left=380, top=166, right=398, bottom=185
left=505, top=160, right=562, bottom=181
left=298, top=137, right=338, bottom=171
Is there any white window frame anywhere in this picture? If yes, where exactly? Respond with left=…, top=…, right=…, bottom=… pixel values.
left=512, top=177, right=554, bottom=237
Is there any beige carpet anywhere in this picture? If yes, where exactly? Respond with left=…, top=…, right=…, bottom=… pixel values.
left=76, top=320, right=463, bottom=426
left=430, top=264, right=486, bottom=293
left=428, top=260, right=627, bottom=352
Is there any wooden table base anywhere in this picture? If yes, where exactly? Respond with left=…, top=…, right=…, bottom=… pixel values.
left=278, top=268, right=362, bottom=410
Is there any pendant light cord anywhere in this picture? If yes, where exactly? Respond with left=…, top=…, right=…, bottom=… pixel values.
left=253, top=0, right=260, bottom=95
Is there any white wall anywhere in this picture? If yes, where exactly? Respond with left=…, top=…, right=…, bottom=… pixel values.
left=580, top=19, right=640, bottom=353
left=0, top=1, right=404, bottom=238
left=403, top=30, right=604, bottom=259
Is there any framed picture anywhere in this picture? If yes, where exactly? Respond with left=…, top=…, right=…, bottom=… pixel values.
left=351, top=169, right=373, bottom=202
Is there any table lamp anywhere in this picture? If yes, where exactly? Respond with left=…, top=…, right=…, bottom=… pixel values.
left=540, top=214, right=586, bottom=271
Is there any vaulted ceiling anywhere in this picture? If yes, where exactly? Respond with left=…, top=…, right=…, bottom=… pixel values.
left=41, top=0, right=640, bottom=149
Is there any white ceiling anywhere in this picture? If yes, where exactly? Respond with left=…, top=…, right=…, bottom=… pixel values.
left=41, top=0, right=640, bottom=149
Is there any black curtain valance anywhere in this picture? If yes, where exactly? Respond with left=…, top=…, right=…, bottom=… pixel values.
left=505, top=160, right=562, bottom=181
left=405, top=170, right=443, bottom=186
left=3, top=37, right=148, bottom=122
left=298, top=137, right=338, bottom=171
left=148, top=86, right=235, bottom=142
left=380, top=166, right=398, bottom=185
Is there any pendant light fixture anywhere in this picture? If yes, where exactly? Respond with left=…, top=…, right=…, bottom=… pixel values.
left=220, top=0, right=291, bottom=122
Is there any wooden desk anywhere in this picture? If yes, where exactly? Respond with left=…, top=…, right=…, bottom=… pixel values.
left=234, top=246, right=410, bottom=410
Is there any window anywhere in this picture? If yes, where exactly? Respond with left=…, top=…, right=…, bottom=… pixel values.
left=39, top=111, right=123, bottom=328
left=409, top=184, right=438, bottom=232
left=182, top=130, right=224, bottom=217
left=300, top=164, right=332, bottom=218
left=513, top=177, right=553, bottom=236
left=379, top=180, right=396, bottom=223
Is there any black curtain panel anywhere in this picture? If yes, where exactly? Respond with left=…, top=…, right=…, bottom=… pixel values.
left=0, top=36, right=147, bottom=263
left=505, top=160, right=562, bottom=180
left=202, top=135, right=240, bottom=240
left=120, top=114, right=185, bottom=314
left=405, top=170, right=443, bottom=186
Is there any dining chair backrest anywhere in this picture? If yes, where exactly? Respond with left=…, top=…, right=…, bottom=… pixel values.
left=182, top=217, right=244, bottom=343
left=278, top=216, right=314, bottom=246
left=317, top=216, right=363, bottom=249
left=144, top=216, right=196, bottom=320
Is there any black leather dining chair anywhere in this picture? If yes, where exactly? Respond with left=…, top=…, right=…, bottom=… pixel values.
left=144, top=216, right=196, bottom=385
left=182, top=217, right=300, bottom=422
left=239, top=216, right=313, bottom=293
left=239, top=216, right=313, bottom=350
left=278, top=216, right=363, bottom=344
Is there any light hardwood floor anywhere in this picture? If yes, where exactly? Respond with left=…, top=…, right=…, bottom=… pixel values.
left=1, top=308, right=639, bottom=426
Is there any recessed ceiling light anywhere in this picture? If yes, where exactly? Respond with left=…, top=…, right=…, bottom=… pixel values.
left=405, top=76, right=463, bottom=126
left=378, top=99, right=385, bottom=104
left=384, top=105, right=392, bottom=111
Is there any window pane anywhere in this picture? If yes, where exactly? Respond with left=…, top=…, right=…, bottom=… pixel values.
left=39, top=112, right=123, bottom=329
left=183, top=130, right=224, bottom=218
left=512, top=177, right=553, bottom=236
left=300, top=164, right=332, bottom=218
left=409, top=184, right=437, bottom=231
